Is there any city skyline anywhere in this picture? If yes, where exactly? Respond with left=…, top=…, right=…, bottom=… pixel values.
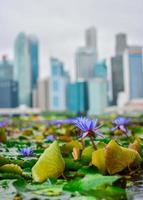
left=0, top=0, right=143, bottom=80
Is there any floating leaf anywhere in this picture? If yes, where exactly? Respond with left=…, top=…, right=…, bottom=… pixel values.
left=128, top=137, right=141, bottom=153
left=0, top=128, right=7, bottom=142
left=92, top=148, right=106, bottom=174
left=62, top=140, right=82, bottom=154
left=81, top=146, right=94, bottom=164
left=32, top=141, right=65, bottom=182
left=106, top=140, right=141, bottom=175
left=0, top=164, right=23, bottom=175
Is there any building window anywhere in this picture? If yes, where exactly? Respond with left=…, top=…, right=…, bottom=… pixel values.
left=53, top=96, right=59, bottom=107
left=53, top=80, right=58, bottom=91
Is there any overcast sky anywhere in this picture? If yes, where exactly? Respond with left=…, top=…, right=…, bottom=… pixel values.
left=0, top=0, right=143, bottom=79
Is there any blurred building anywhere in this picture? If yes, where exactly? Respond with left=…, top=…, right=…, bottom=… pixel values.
left=0, top=55, right=14, bottom=81
left=28, top=36, right=39, bottom=89
left=32, top=79, right=49, bottom=111
left=76, top=26, right=97, bottom=80
left=85, top=26, right=97, bottom=50
left=111, top=55, right=124, bottom=105
left=115, top=33, right=127, bottom=55
left=123, top=46, right=143, bottom=101
left=88, top=78, right=108, bottom=115
left=0, top=80, right=18, bottom=108
left=94, top=60, right=107, bottom=78
left=14, top=32, right=32, bottom=106
left=76, top=47, right=97, bottom=80
left=67, top=80, right=88, bottom=114
left=49, top=58, right=69, bottom=111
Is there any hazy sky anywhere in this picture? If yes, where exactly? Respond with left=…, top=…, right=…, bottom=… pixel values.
left=0, top=0, right=143, bottom=79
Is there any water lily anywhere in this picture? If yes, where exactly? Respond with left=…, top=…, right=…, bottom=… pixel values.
left=0, top=118, right=9, bottom=128
left=73, top=117, right=102, bottom=138
left=19, top=147, right=33, bottom=156
left=46, top=134, right=56, bottom=142
left=112, top=116, right=130, bottom=133
left=73, top=117, right=102, bottom=150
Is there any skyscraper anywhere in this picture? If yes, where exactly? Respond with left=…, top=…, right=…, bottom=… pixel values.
left=85, top=27, right=97, bottom=49
left=88, top=78, right=108, bottom=115
left=14, top=32, right=31, bottom=106
left=111, top=55, right=124, bottom=105
left=76, top=26, right=97, bottom=80
left=49, top=58, right=69, bottom=111
left=28, top=36, right=39, bottom=89
left=67, top=81, right=89, bottom=114
left=94, top=60, right=107, bottom=78
left=76, top=47, right=97, bottom=80
left=0, top=80, right=18, bottom=108
left=115, top=33, right=127, bottom=55
left=0, top=55, right=14, bottom=81
left=123, top=46, right=143, bottom=100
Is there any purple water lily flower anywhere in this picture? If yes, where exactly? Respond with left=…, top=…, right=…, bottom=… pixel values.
left=112, top=116, right=130, bottom=133
left=46, top=134, right=56, bottom=142
left=0, top=118, right=9, bottom=128
left=73, top=117, right=102, bottom=138
left=19, top=147, right=33, bottom=156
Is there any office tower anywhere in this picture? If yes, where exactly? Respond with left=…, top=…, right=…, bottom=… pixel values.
left=49, top=58, right=69, bottom=111
left=123, top=46, right=143, bottom=101
left=94, top=60, right=107, bottom=78
left=85, top=26, right=97, bottom=49
left=76, top=47, right=97, bottom=80
left=88, top=78, right=108, bottom=115
left=14, top=32, right=32, bottom=106
left=115, top=33, right=127, bottom=55
left=111, top=55, right=124, bottom=105
left=28, top=36, right=39, bottom=89
left=0, top=55, right=14, bottom=81
left=67, top=81, right=89, bottom=114
left=0, top=80, right=18, bottom=108
left=32, top=79, right=50, bottom=111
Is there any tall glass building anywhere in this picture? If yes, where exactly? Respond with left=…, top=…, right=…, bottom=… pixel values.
left=124, top=46, right=143, bottom=100
left=94, top=60, right=107, bottom=78
left=88, top=78, right=108, bottom=115
left=49, top=58, right=69, bottom=111
left=111, top=55, right=124, bottom=105
left=76, top=47, right=97, bottom=80
left=14, top=32, right=31, bottom=106
left=67, top=81, right=89, bottom=114
left=28, top=36, right=39, bottom=89
left=0, top=55, right=14, bottom=81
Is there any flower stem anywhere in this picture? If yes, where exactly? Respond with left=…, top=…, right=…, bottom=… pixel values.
left=89, top=135, right=97, bottom=150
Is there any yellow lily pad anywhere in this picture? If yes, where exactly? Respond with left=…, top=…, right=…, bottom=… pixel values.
left=0, top=164, right=23, bottom=175
left=92, top=140, right=141, bottom=175
left=32, top=141, right=65, bottom=182
left=128, top=137, right=141, bottom=153
left=92, top=148, right=106, bottom=174
left=105, top=140, right=141, bottom=175
left=81, top=146, right=94, bottom=164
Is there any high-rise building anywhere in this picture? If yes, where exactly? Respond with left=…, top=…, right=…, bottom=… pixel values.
left=123, top=46, right=143, bottom=101
left=32, top=79, right=50, bottom=111
left=115, top=33, right=127, bottom=55
left=0, top=80, right=18, bottom=108
left=49, top=58, right=69, bottom=111
left=94, top=60, right=107, bottom=78
left=76, top=47, right=97, bottom=80
left=14, top=32, right=32, bottom=106
left=111, top=55, right=124, bottom=105
left=67, top=80, right=89, bottom=114
left=28, top=36, right=39, bottom=89
left=88, top=78, right=108, bottom=115
left=85, top=27, right=97, bottom=49
left=0, top=55, right=14, bottom=81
